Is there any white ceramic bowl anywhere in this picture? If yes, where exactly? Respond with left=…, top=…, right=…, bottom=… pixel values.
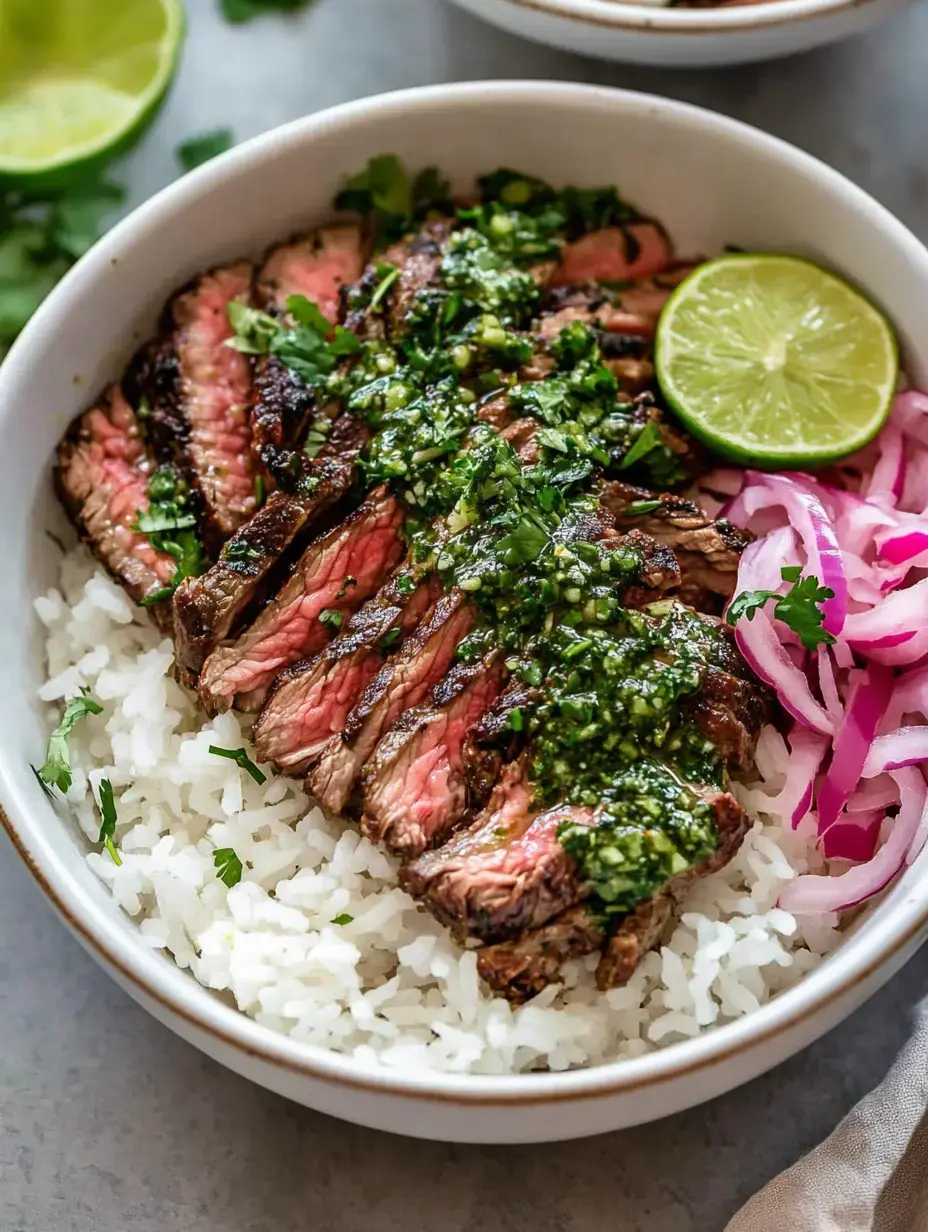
left=446, top=0, right=915, bottom=66
left=3, top=82, right=928, bottom=1144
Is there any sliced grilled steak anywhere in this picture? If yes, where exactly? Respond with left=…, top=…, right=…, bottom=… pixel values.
left=684, top=659, right=769, bottom=773
left=56, top=386, right=178, bottom=628
left=253, top=572, right=440, bottom=775
left=308, top=589, right=475, bottom=816
left=595, top=791, right=750, bottom=990
left=538, top=263, right=698, bottom=342
left=251, top=227, right=367, bottom=462
left=172, top=462, right=353, bottom=686
left=256, top=225, right=366, bottom=323
left=399, top=761, right=593, bottom=942
left=347, top=219, right=454, bottom=339
left=463, top=677, right=542, bottom=810
left=553, top=221, right=673, bottom=286
left=601, top=479, right=750, bottom=610
left=360, top=651, right=507, bottom=857
left=167, top=261, right=257, bottom=538
left=477, top=905, right=605, bottom=1003
left=197, top=486, right=404, bottom=713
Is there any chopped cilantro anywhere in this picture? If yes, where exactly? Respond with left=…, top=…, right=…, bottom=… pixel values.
left=208, top=746, right=267, bottom=785
left=96, top=778, right=122, bottom=865
left=318, top=608, right=343, bottom=631
left=136, top=465, right=206, bottom=603
left=335, top=155, right=452, bottom=247
left=509, top=706, right=524, bottom=732
left=336, top=575, right=357, bottom=599
left=221, top=538, right=264, bottom=564
left=176, top=129, right=234, bottom=173
left=619, top=420, right=663, bottom=470
left=727, top=566, right=836, bottom=651
left=330, top=913, right=354, bottom=926
left=38, top=689, right=103, bottom=793
left=623, top=499, right=663, bottom=517
left=226, top=294, right=361, bottom=386
left=213, top=847, right=244, bottom=887
left=379, top=627, right=402, bottom=651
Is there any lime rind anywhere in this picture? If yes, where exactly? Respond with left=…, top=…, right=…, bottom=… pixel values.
left=654, top=253, right=899, bottom=469
left=0, top=0, right=186, bottom=186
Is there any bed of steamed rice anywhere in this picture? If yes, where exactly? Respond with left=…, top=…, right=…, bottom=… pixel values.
left=34, top=548, right=845, bottom=1075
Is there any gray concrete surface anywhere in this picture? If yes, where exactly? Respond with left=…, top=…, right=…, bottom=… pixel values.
left=4, top=0, right=928, bottom=1227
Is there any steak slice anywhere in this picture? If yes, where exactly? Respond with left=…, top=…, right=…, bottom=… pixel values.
left=359, top=651, right=507, bottom=858
left=253, top=572, right=440, bottom=775
left=462, top=676, right=541, bottom=811
left=256, top=224, right=366, bottom=323
left=538, top=263, right=698, bottom=342
left=398, top=761, right=593, bottom=942
left=684, top=660, right=769, bottom=773
left=477, top=905, right=605, bottom=1003
left=55, top=386, right=179, bottom=627
left=346, top=219, right=454, bottom=339
left=172, top=460, right=353, bottom=686
left=595, top=791, right=750, bottom=990
left=251, top=227, right=367, bottom=461
left=601, top=479, right=750, bottom=611
left=553, top=221, right=673, bottom=286
left=168, top=261, right=258, bottom=538
left=197, top=486, right=404, bottom=713
left=308, top=589, right=475, bottom=816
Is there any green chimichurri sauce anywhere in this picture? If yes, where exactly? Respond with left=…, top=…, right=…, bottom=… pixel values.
left=229, top=161, right=739, bottom=925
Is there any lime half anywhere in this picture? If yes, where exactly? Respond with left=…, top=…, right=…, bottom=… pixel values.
left=0, top=0, right=185, bottom=186
left=654, top=253, right=899, bottom=468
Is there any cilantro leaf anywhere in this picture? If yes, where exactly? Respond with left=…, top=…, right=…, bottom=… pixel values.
left=208, top=745, right=267, bottom=785
left=219, top=0, right=315, bottom=21
left=335, top=156, right=453, bottom=248
left=177, top=129, right=234, bottom=173
left=619, top=420, right=663, bottom=470
left=213, top=847, right=244, bottom=887
left=96, top=778, right=122, bottom=865
left=226, top=294, right=361, bottom=387
left=318, top=608, right=343, bottom=631
left=495, top=515, right=549, bottom=566
left=727, top=567, right=836, bottom=651
left=330, top=913, right=354, bottom=926
left=39, top=690, right=103, bottom=793
left=135, top=465, right=206, bottom=602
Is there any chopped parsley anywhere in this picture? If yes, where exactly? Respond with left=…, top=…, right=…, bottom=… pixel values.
left=208, top=745, right=267, bottom=785
left=96, top=778, right=122, bottom=865
left=213, top=847, right=244, bottom=887
left=38, top=689, right=103, bottom=793
left=727, top=566, right=836, bottom=651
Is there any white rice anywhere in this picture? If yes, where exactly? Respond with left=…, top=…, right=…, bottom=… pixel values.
left=35, top=550, right=844, bottom=1074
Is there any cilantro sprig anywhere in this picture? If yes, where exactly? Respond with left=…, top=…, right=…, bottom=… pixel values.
left=334, top=155, right=453, bottom=247
left=727, top=566, right=835, bottom=651
left=227, top=293, right=361, bottom=386
left=38, top=689, right=103, bottom=793
left=1, top=177, right=124, bottom=361
left=176, top=129, right=234, bottom=173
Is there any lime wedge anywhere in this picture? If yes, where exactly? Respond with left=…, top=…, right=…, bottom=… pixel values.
left=0, top=0, right=185, bottom=186
left=654, top=253, right=899, bottom=468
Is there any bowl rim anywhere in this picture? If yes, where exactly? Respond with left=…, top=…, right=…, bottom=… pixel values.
left=451, top=0, right=901, bottom=34
left=4, top=79, right=928, bottom=1106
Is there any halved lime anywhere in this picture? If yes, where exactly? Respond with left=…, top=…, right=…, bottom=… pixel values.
left=654, top=253, right=899, bottom=468
left=0, top=0, right=185, bottom=187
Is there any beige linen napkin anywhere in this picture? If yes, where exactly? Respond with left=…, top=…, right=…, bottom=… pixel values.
left=727, top=1004, right=928, bottom=1232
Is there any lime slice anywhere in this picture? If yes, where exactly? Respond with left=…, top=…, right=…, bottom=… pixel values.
left=0, top=0, right=185, bottom=186
left=654, top=253, right=899, bottom=468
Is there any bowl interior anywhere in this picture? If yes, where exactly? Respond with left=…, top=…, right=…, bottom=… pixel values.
left=3, top=82, right=928, bottom=1097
